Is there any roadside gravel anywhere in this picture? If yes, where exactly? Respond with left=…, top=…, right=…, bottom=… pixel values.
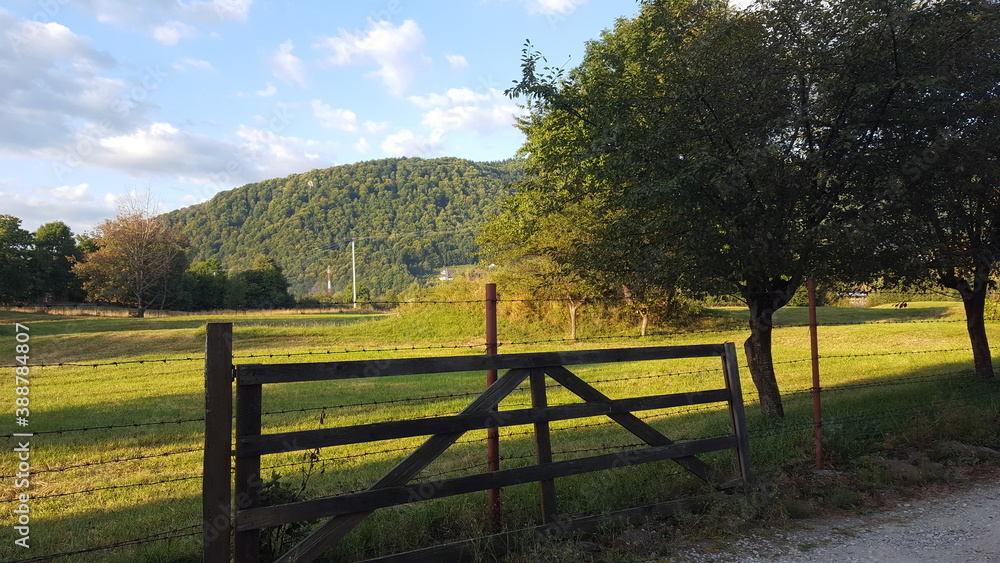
left=670, top=477, right=1000, bottom=562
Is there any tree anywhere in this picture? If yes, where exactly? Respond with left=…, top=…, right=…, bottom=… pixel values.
left=505, top=0, right=917, bottom=417
left=32, top=221, right=84, bottom=302
left=73, top=194, right=189, bottom=317
left=227, top=256, right=294, bottom=309
left=881, top=0, right=1000, bottom=380
left=480, top=191, right=604, bottom=340
left=0, top=215, right=33, bottom=303
left=175, top=259, right=229, bottom=311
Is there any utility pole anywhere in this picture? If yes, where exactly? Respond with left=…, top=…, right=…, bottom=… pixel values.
left=326, top=265, right=332, bottom=295
left=351, top=239, right=357, bottom=309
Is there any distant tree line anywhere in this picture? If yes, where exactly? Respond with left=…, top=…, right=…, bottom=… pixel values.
left=0, top=202, right=294, bottom=315
left=0, top=215, right=86, bottom=304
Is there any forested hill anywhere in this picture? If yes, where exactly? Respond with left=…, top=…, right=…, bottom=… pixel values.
left=162, top=157, right=521, bottom=297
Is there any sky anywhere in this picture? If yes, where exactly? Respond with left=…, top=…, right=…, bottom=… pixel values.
left=0, top=0, right=658, bottom=235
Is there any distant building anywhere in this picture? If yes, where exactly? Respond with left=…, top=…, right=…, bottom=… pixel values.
left=439, top=268, right=455, bottom=281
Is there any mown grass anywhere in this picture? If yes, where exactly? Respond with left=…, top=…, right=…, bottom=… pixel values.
left=1, top=297, right=998, bottom=562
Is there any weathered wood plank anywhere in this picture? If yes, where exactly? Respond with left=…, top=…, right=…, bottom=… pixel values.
left=530, top=368, right=556, bottom=524
left=202, top=323, right=232, bottom=563
left=234, top=381, right=262, bottom=563
left=238, top=344, right=727, bottom=385
left=544, top=365, right=719, bottom=483
left=270, top=367, right=533, bottom=563
left=238, top=389, right=730, bottom=456
left=722, top=342, right=755, bottom=485
left=238, top=436, right=737, bottom=530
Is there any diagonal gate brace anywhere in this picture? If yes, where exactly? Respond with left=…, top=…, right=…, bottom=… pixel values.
left=543, top=365, right=718, bottom=484
left=269, top=367, right=532, bottom=563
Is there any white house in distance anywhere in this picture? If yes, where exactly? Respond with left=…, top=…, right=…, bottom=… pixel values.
left=439, top=268, right=456, bottom=281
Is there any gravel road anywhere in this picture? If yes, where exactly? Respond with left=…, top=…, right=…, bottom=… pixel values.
left=672, top=479, right=1000, bottom=562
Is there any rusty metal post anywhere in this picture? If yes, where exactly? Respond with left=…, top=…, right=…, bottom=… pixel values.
left=485, top=283, right=501, bottom=531
left=808, top=278, right=823, bottom=470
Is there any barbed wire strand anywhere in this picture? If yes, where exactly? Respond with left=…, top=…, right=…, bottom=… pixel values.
left=0, top=474, right=202, bottom=503
left=8, top=525, right=201, bottom=562
left=0, top=447, right=202, bottom=479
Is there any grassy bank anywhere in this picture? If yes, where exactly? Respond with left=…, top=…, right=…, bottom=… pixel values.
left=1, top=299, right=998, bottom=562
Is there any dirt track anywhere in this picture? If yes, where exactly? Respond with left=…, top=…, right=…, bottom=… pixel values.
left=671, top=477, right=1000, bottom=562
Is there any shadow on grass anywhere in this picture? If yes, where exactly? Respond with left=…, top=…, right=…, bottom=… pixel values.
left=716, top=304, right=960, bottom=328
left=747, top=358, right=1000, bottom=471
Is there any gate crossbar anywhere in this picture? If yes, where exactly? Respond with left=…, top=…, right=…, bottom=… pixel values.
left=223, top=343, right=752, bottom=563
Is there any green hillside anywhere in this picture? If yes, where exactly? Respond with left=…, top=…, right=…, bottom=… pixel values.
left=163, top=157, right=521, bottom=297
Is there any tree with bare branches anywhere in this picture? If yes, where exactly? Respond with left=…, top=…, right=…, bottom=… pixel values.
left=73, top=193, right=188, bottom=317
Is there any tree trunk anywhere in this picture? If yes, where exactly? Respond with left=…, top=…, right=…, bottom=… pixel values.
left=640, top=313, right=649, bottom=337
left=568, top=301, right=579, bottom=340
left=743, top=288, right=797, bottom=418
left=958, top=283, right=995, bottom=380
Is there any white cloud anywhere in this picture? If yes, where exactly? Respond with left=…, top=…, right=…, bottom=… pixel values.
left=445, top=54, right=469, bottom=70
left=423, top=104, right=522, bottom=137
left=522, top=0, right=587, bottom=15
left=314, top=19, right=428, bottom=96
left=0, top=178, right=112, bottom=233
left=409, top=87, right=525, bottom=137
left=153, top=21, right=198, bottom=45
left=256, top=82, right=277, bottom=97
left=179, top=193, right=209, bottom=206
left=52, top=183, right=93, bottom=202
left=232, top=125, right=333, bottom=179
left=93, top=122, right=236, bottom=177
left=311, top=100, right=358, bottom=131
left=73, top=0, right=252, bottom=38
left=267, top=40, right=308, bottom=88
left=184, top=0, right=254, bottom=24
left=173, top=57, right=216, bottom=71
left=363, top=121, right=388, bottom=134
left=409, top=88, right=495, bottom=109
left=381, top=130, right=443, bottom=157
left=0, top=11, right=144, bottom=158
left=354, top=137, right=371, bottom=153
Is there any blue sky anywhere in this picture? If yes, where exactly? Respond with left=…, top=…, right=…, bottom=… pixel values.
left=0, top=0, right=658, bottom=235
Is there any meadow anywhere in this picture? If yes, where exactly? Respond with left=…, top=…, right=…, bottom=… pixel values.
left=2, top=294, right=999, bottom=562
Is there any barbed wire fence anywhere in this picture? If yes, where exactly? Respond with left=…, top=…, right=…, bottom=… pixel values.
left=3, top=287, right=999, bottom=560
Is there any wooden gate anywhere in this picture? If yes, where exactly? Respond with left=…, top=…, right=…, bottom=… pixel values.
left=202, top=325, right=753, bottom=562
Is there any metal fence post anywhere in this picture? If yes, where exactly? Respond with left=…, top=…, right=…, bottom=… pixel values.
left=485, top=283, right=502, bottom=531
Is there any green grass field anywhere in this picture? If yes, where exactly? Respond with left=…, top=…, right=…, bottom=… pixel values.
left=1, top=299, right=999, bottom=562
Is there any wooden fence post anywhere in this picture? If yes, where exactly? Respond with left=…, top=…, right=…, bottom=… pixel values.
left=235, top=375, right=263, bottom=561
left=722, top=342, right=755, bottom=485
left=530, top=367, right=557, bottom=523
left=203, top=323, right=233, bottom=562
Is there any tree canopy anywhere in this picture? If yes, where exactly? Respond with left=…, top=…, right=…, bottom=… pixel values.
left=498, top=0, right=1000, bottom=416
left=73, top=196, right=189, bottom=317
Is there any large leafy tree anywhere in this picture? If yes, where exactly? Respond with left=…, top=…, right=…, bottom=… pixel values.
left=0, top=215, right=34, bottom=303
left=73, top=195, right=189, bottom=317
left=882, top=0, right=1000, bottom=380
left=32, top=221, right=84, bottom=302
left=481, top=192, right=604, bottom=339
left=504, top=0, right=919, bottom=417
